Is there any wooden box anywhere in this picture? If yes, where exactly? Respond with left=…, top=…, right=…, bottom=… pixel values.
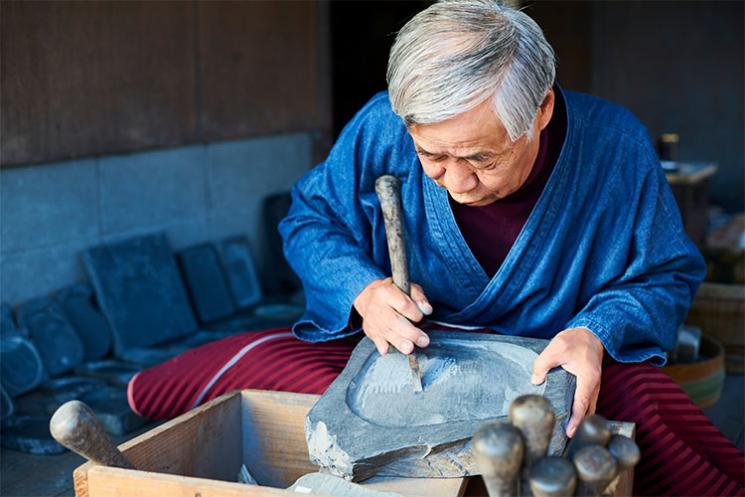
left=73, top=389, right=634, bottom=497
left=73, top=389, right=467, bottom=497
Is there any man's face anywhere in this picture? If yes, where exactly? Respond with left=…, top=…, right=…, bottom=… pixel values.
left=408, top=89, right=555, bottom=207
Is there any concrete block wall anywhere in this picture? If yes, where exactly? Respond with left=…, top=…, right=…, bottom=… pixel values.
left=0, top=132, right=313, bottom=305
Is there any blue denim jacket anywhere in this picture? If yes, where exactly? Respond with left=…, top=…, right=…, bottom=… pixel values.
left=279, top=88, right=706, bottom=365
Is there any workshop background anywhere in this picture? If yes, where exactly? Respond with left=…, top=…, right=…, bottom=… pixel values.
left=1, top=1, right=743, bottom=496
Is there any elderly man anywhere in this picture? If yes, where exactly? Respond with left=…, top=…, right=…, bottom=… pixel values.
left=128, top=1, right=743, bottom=494
left=281, top=0, right=704, bottom=436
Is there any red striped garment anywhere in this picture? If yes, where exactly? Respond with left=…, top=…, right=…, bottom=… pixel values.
left=128, top=328, right=745, bottom=496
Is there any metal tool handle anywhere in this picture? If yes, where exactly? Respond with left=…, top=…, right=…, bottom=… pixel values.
left=49, top=400, right=133, bottom=469
left=375, top=175, right=410, bottom=296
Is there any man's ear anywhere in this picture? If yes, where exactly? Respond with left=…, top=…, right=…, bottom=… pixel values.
left=537, top=88, right=555, bottom=131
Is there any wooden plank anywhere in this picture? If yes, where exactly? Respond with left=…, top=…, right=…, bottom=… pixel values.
left=239, top=389, right=467, bottom=497
left=86, top=466, right=309, bottom=497
left=240, top=390, right=319, bottom=487
left=0, top=1, right=197, bottom=166
left=74, top=390, right=241, bottom=497
left=198, top=1, right=328, bottom=141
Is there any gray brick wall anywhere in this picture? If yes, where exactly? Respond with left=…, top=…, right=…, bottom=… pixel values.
left=0, top=133, right=313, bottom=305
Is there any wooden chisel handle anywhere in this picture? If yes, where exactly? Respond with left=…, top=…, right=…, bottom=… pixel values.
left=49, top=400, right=133, bottom=469
left=375, top=175, right=423, bottom=392
left=374, top=175, right=411, bottom=296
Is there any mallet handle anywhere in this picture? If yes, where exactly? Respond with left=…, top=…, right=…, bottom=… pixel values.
left=50, top=400, right=133, bottom=469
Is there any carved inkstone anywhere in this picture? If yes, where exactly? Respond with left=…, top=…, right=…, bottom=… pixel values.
left=305, top=331, right=575, bottom=482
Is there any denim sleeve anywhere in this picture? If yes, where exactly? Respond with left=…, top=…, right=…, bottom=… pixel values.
left=566, top=132, right=706, bottom=366
left=279, top=95, right=393, bottom=342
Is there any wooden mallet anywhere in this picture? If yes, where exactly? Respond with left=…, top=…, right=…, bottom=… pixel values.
left=528, top=456, right=577, bottom=497
left=472, top=421, right=525, bottom=497
left=509, top=394, right=555, bottom=468
left=566, top=414, right=612, bottom=459
left=572, top=445, right=618, bottom=497
left=49, top=400, right=133, bottom=468
left=602, top=434, right=641, bottom=495
left=375, top=175, right=423, bottom=392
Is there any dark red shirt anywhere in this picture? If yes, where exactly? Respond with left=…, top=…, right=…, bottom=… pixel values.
left=449, top=89, right=567, bottom=278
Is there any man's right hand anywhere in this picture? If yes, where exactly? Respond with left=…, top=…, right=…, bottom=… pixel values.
left=353, top=277, right=432, bottom=355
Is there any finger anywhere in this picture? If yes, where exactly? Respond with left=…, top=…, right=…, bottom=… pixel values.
left=392, top=314, right=430, bottom=349
left=381, top=308, right=429, bottom=349
left=410, top=283, right=433, bottom=315
left=371, top=335, right=389, bottom=356
left=380, top=317, right=425, bottom=354
left=384, top=285, right=424, bottom=323
left=566, top=378, right=594, bottom=437
left=531, top=347, right=563, bottom=385
left=588, top=384, right=600, bottom=415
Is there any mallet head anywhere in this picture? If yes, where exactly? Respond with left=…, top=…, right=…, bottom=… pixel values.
left=566, top=414, right=611, bottom=458
left=529, top=456, right=577, bottom=497
left=509, top=394, right=555, bottom=467
left=49, top=400, right=132, bottom=468
left=607, top=434, right=640, bottom=469
left=572, top=445, right=618, bottom=497
left=472, top=421, right=525, bottom=497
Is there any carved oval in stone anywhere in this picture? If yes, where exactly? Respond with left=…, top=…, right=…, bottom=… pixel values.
left=346, top=341, right=545, bottom=427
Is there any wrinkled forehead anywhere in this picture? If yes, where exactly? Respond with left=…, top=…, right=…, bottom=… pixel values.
left=407, top=97, right=513, bottom=154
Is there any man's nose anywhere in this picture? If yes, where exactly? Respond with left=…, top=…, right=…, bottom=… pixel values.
left=443, top=160, right=478, bottom=194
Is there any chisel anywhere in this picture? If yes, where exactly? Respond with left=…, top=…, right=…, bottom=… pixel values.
left=375, top=175, right=423, bottom=393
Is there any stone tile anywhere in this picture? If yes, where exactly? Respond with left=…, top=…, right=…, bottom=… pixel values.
left=98, top=145, right=208, bottom=235
left=56, top=284, right=112, bottom=361
left=16, top=297, right=85, bottom=376
left=0, top=159, right=99, bottom=253
left=0, top=241, right=90, bottom=305
left=176, top=243, right=235, bottom=323
left=82, top=233, right=197, bottom=353
left=205, top=133, right=312, bottom=212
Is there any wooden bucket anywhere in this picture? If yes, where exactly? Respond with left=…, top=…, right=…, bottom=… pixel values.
left=662, top=335, right=726, bottom=409
left=686, top=282, right=745, bottom=373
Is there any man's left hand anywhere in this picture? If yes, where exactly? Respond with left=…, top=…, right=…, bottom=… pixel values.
left=531, top=327, right=605, bottom=438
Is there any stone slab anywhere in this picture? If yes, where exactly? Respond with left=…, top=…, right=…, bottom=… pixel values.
left=262, top=192, right=301, bottom=295
left=56, top=283, right=112, bottom=361
left=117, top=346, right=184, bottom=368
left=79, top=386, right=146, bottom=435
left=13, top=376, right=107, bottom=416
left=217, top=236, right=263, bottom=309
left=115, top=330, right=235, bottom=367
left=0, top=335, right=45, bottom=396
left=177, top=243, right=236, bottom=323
left=74, top=360, right=141, bottom=387
left=16, top=297, right=84, bottom=376
left=306, top=331, right=576, bottom=481
left=82, top=233, right=198, bottom=353
left=0, top=416, right=67, bottom=455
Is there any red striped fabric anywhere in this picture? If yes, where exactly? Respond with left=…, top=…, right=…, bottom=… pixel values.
left=128, top=328, right=744, bottom=496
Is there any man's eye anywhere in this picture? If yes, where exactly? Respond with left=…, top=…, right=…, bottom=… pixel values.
left=471, top=159, right=498, bottom=171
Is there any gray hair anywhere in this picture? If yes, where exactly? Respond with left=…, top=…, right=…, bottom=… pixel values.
left=387, top=0, right=556, bottom=141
